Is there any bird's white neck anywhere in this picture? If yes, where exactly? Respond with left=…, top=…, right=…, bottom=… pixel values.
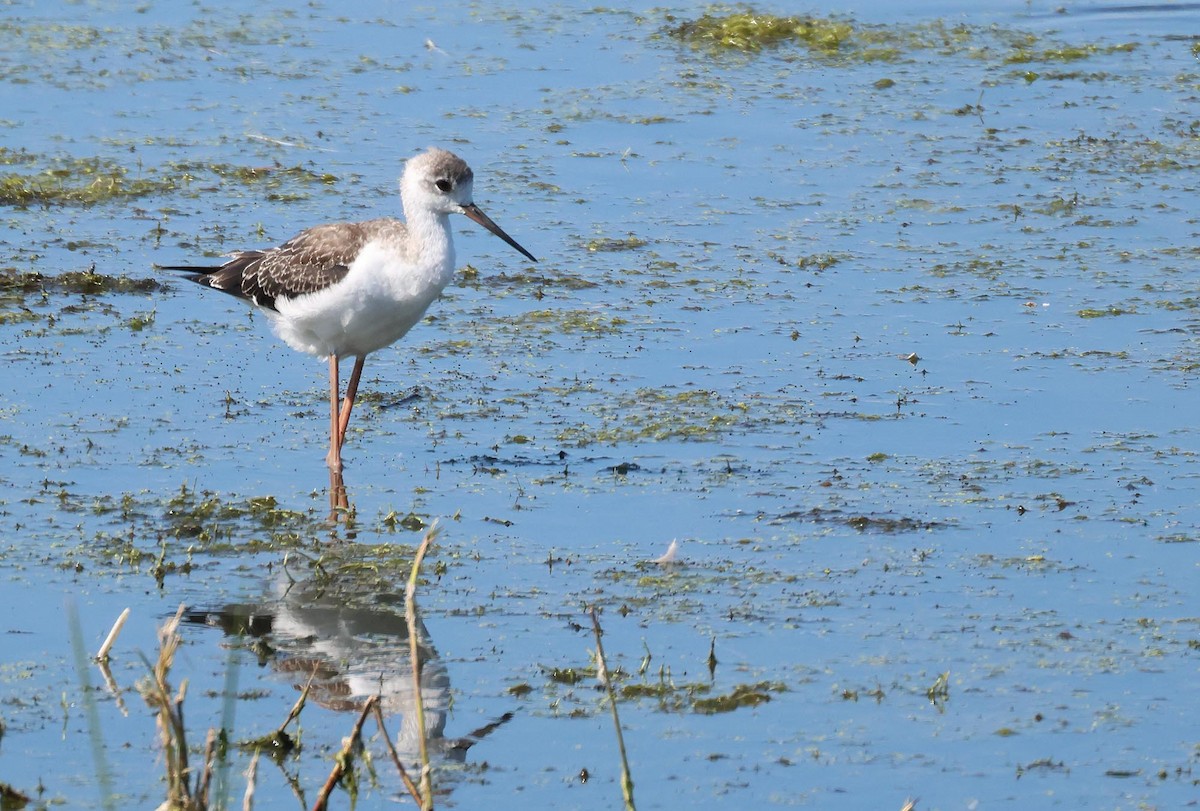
left=402, top=203, right=455, bottom=271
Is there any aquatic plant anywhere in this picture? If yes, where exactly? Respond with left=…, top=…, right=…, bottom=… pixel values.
left=137, top=605, right=222, bottom=811
left=590, top=606, right=637, bottom=811
left=1004, top=40, right=1137, bottom=64
left=669, top=10, right=854, bottom=53
left=0, top=162, right=170, bottom=206
left=0, top=266, right=163, bottom=296
left=692, top=681, right=784, bottom=714
left=0, top=155, right=335, bottom=208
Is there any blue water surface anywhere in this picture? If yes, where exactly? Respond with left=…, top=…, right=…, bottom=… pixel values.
left=0, top=1, right=1197, bottom=809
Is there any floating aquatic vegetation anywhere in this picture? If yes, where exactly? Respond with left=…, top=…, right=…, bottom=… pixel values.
left=0, top=155, right=336, bottom=208
left=160, top=487, right=315, bottom=544
left=0, top=267, right=164, bottom=327
left=586, top=235, right=648, bottom=252
left=0, top=160, right=174, bottom=206
left=557, top=387, right=748, bottom=446
left=542, top=635, right=786, bottom=716
left=667, top=10, right=855, bottom=54
left=381, top=509, right=428, bottom=532
left=665, top=6, right=1140, bottom=76
left=664, top=8, right=981, bottom=61
left=547, top=666, right=587, bottom=685
left=0, top=147, right=39, bottom=167
left=66, top=485, right=329, bottom=578
left=845, top=514, right=939, bottom=533
left=0, top=266, right=164, bottom=296
left=795, top=252, right=842, bottom=271
left=1016, top=757, right=1067, bottom=777
left=1044, top=132, right=1200, bottom=174
left=1077, top=306, right=1136, bottom=318
left=692, top=681, right=786, bottom=714
left=773, top=506, right=944, bottom=535
left=513, top=307, right=628, bottom=336
left=1004, top=40, right=1137, bottom=64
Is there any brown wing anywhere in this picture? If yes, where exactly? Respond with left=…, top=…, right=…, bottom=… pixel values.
left=162, top=219, right=400, bottom=311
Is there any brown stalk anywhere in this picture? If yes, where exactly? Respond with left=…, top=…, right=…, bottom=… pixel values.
left=405, top=524, right=440, bottom=811
left=589, top=605, right=636, bottom=811
left=371, top=699, right=423, bottom=806
left=310, top=695, right=378, bottom=811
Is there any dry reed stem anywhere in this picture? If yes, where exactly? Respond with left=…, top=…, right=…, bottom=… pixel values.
left=242, top=750, right=260, bottom=811
left=371, top=700, right=423, bottom=806
left=276, top=672, right=313, bottom=737
left=96, top=607, right=131, bottom=661
left=589, top=606, right=636, bottom=811
left=310, top=695, right=379, bottom=811
left=141, top=603, right=222, bottom=811
left=405, top=523, right=440, bottom=811
left=96, top=657, right=130, bottom=717
left=148, top=606, right=191, bottom=807
left=197, top=729, right=216, bottom=808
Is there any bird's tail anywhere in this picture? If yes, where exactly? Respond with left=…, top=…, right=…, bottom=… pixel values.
left=155, top=264, right=223, bottom=284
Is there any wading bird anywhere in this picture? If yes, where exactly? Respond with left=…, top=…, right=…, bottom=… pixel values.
left=164, top=148, right=536, bottom=471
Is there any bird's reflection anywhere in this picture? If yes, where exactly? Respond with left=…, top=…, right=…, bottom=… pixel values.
left=183, top=570, right=509, bottom=768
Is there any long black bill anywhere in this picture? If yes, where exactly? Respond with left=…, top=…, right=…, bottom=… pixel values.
left=461, top=203, right=537, bottom=263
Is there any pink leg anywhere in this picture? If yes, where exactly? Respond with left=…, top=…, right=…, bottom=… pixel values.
left=337, top=355, right=366, bottom=450
left=326, top=355, right=342, bottom=471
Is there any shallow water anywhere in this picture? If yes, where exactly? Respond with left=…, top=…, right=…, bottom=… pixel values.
left=1, top=1, right=1197, bottom=809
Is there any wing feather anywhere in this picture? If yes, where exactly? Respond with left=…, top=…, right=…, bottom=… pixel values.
left=162, top=218, right=403, bottom=311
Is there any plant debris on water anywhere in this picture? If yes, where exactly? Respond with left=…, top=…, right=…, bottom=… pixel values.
left=0, top=266, right=163, bottom=296
left=664, top=7, right=1142, bottom=68
left=668, top=11, right=858, bottom=53
left=0, top=155, right=337, bottom=207
left=692, top=681, right=785, bottom=714
left=585, top=235, right=648, bottom=252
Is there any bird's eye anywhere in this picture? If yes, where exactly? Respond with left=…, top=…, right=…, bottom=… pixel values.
left=434, top=179, right=453, bottom=193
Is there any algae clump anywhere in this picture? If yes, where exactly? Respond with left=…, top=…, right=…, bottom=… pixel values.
left=670, top=10, right=854, bottom=53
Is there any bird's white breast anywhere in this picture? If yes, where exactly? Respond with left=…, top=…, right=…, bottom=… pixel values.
left=271, top=236, right=456, bottom=360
